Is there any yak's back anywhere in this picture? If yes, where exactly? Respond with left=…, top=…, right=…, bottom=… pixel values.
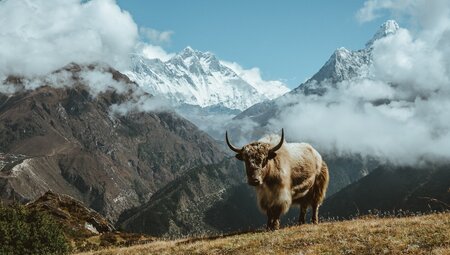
left=258, top=134, right=284, bottom=145
left=260, top=133, right=322, bottom=175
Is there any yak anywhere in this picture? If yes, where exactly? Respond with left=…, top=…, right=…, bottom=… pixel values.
left=226, top=129, right=329, bottom=230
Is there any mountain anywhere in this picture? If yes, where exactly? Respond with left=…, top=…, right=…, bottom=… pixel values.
left=321, top=162, right=450, bottom=218
left=125, top=47, right=289, bottom=112
left=0, top=64, right=225, bottom=222
left=235, top=20, right=400, bottom=123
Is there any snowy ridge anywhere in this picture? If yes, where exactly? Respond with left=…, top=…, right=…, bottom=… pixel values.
left=126, top=47, right=289, bottom=111
left=297, top=20, right=400, bottom=95
left=366, top=20, right=400, bottom=48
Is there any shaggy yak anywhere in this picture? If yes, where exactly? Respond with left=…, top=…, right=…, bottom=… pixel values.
left=226, top=129, right=329, bottom=230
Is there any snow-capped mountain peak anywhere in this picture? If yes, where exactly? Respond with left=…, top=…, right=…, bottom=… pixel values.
left=292, top=20, right=399, bottom=95
left=366, top=20, right=400, bottom=48
left=126, top=47, right=289, bottom=111
left=307, top=20, right=400, bottom=86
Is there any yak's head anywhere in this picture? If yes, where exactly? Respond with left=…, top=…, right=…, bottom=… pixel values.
left=225, top=129, right=284, bottom=186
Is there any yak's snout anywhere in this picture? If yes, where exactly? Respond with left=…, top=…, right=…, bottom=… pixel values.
left=247, top=176, right=262, bottom=186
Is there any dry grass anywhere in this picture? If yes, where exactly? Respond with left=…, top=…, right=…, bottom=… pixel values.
left=77, top=212, right=450, bottom=255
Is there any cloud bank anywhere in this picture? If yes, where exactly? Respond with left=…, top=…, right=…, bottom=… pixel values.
left=139, top=27, right=174, bottom=45
left=0, top=0, right=138, bottom=77
left=269, top=0, right=450, bottom=164
left=135, top=43, right=175, bottom=62
left=221, top=61, right=290, bottom=98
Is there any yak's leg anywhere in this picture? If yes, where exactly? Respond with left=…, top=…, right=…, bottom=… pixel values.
left=267, top=207, right=282, bottom=230
left=299, top=204, right=307, bottom=225
left=312, top=204, right=319, bottom=224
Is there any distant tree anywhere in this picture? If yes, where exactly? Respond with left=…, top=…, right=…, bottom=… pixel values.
left=0, top=203, right=70, bottom=255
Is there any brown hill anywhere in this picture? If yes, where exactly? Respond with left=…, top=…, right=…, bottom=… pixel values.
left=26, top=190, right=155, bottom=252
left=26, top=190, right=115, bottom=236
left=0, top=64, right=225, bottom=221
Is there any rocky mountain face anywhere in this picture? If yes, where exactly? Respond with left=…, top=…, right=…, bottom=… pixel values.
left=0, top=64, right=225, bottom=222
left=126, top=47, right=289, bottom=112
left=117, top=158, right=252, bottom=237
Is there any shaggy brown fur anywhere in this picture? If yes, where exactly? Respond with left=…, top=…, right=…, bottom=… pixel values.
left=293, top=161, right=329, bottom=224
left=227, top=131, right=329, bottom=230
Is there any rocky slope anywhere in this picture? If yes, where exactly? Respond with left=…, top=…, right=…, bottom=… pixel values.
left=26, top=191, right=155, bottom=252
left=27, top=191, right=115, bottom=236
left=117, top=158, right=250, bottom=237
left=0, top=64, right=225, bottom=221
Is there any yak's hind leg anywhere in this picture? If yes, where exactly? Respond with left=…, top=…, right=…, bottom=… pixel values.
left=311, top=204, right=319, bottom=224
left=310, top=161, right=330, bottom=224
left=299, top=203, right=307, bottom=225
left=297, top=161, right=329, bottom=225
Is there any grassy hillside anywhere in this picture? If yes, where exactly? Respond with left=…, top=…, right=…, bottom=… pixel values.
left=78, top=212, right=449, bottom=255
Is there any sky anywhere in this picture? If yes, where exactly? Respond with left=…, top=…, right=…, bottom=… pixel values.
left=116, top=0, right=391, bottom=88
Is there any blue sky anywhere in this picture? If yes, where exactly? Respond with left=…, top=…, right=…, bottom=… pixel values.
left=117, top=1, right=392, bottom=88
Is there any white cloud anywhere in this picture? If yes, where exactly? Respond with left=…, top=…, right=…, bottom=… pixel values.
left=221, top=61, right=290, bottom=99
left=79, top=69, right=129, bottom=97
left=356, top=0, right=450, bottom=28
left=371, top=29, right=450, bottom=97
left=136, top=43, right=175, bottom=61
left=0, top=0, right=138, bottom=77
left=140, top=27, right=174, bottom=44
left=110, top=93, right=170, bottom=115
left=356, top=0, right=388, bottom=23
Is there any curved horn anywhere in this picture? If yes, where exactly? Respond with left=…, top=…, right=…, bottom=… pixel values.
left=269, top=128, right=284, bottom=153
left=225, top=131, right=242, bottom=153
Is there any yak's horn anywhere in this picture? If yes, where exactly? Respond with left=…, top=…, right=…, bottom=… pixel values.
left=269, top=128, right=284, bottom=153
left=225, top=131, right=242, bottom=153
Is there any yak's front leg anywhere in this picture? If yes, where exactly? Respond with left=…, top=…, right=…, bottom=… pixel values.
left=266, top=206, right=282, bottom=230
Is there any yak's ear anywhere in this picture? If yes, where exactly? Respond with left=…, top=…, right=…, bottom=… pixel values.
left=235, top=154, right=244, bottom=161
left=268, top=151, right=277, bottom=160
